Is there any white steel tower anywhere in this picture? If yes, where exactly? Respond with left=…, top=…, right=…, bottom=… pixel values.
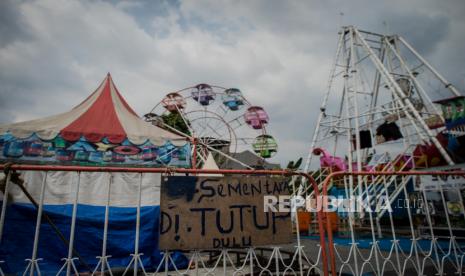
left=304, top=26, right=462, bottom=174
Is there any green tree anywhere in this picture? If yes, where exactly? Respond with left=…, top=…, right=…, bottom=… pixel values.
left=161, top=112, right=191, bottom=136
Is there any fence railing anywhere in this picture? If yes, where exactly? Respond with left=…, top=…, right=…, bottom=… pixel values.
left=320, top=170, right=465, bottom=276
left=1, top=164, right=464, bottom=276
left=0, top=164, right=328, bottom=276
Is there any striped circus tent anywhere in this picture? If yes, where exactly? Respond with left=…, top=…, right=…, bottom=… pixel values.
left=0, top=73, right=185, bottom=144
left=0, top=74, right=190, bottom=274
left=0, top=73, right=190, bottom=167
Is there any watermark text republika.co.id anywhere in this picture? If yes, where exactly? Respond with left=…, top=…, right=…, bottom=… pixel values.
left=264, top=195, right=425, bottom=213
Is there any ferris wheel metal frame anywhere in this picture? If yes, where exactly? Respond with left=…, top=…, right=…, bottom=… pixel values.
left=145, top=84, right=278, bottom=169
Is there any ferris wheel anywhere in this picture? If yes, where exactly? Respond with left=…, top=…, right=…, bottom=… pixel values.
left=144, top=84, right=278, bottom=169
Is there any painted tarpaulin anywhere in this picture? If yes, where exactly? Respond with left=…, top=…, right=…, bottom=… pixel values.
left=0, top=133, right=191, bottom=167
left=0, top=171, right=188, bottom=274
left=0, top=73, right=191, bottom=167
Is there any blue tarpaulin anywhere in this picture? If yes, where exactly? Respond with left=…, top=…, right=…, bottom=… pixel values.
left=0, top=203, right=188, bottom=274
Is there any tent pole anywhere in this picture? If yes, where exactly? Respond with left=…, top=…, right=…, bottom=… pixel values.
left=0, top=171, right=11, bottom=243
left=133, top=173, right=143, bottom=276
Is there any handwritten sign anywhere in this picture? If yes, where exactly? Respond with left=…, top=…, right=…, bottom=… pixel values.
left=159, top=176, right=292, bottom=250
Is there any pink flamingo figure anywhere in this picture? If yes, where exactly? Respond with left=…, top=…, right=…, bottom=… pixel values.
left=313, top=148, right=347, bottom=171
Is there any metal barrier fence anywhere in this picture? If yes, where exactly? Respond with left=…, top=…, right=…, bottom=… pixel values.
left=0, top=165, right=328, bottom=276
left=1, top=165, right=464, bottom=276
left=320, top=170, right=465, bottom=276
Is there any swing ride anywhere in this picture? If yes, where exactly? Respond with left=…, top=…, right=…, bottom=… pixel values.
left=302, top=24, right=465, bottom=194
left=303, top=26, right=465, bottom=185
left=296, top=26, right=465, bottom=275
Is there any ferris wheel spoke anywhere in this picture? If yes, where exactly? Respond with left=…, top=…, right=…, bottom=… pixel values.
left=203, top=107, right=208, bottom=137
left=190, top=115, right=234, bottom=143
left=197, top=122, right=233, bottom=149
left=230, top=121, right=248, bottom=133
left=152, top=116, right=246, bottom=167
left=174, top=105, right=196, bottom=136
left=194, top=148, right=207, bottom=163
left=212, top=114, right=244, bottom=134
left=191, top=114, right=215, bottom=139
left=226, top=114, right=246, bottom=127
left=204, top=124, right=224, bottom=140
left=210, top=141, right=247, bottom=147
left=211, top=104, right=230, bottom=130
left=195, top=118, right=220, bottom=139
left=193, top=134, right=250, bottom=168
left=149, top=84, right=276, bottom=168
left=195, top=119, right=210, bottom=138
left=207, top=143, right=231, bottom=147
left=201, top=143, right=253, bottom=169
left=235, top=137, right=256, bottom=145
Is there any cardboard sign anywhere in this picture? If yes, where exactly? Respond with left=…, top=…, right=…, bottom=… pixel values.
left=159, top=176, right=292, bottom=250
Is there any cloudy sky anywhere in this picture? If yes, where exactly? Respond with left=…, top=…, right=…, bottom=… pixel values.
left=1, top=0, right=464, bottom=166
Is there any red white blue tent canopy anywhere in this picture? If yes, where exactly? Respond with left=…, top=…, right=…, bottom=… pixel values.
left=0, top=73, right=186, bottom=146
